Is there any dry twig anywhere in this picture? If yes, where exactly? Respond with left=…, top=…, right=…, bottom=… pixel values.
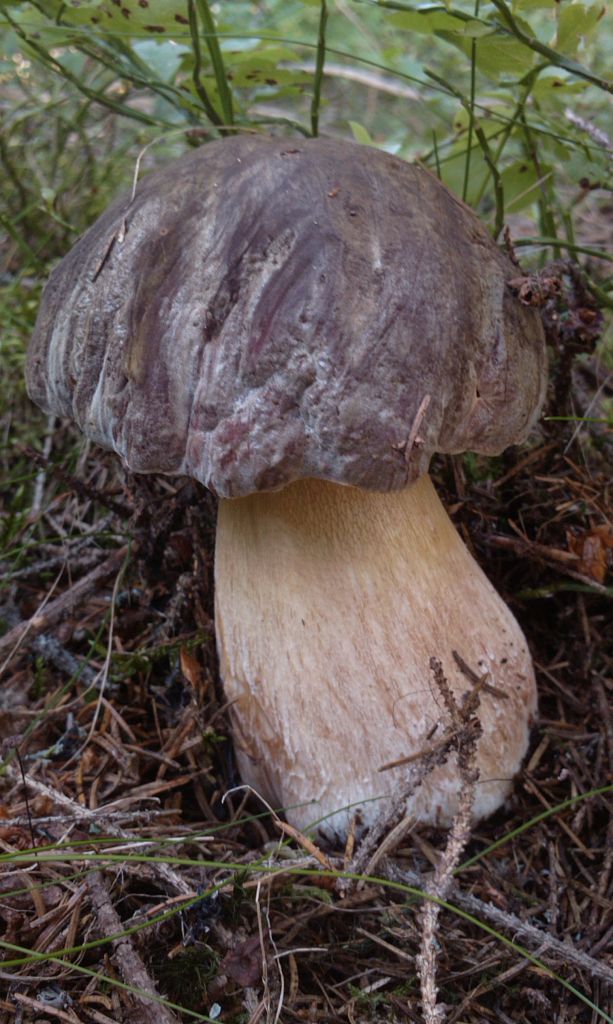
left=417, top=657, right=481, bottom=1024
left=86, top=870, right=180, bottom=1024
left=384, top=861, right=613, bottom=987
left=0, top=545, right=130, bottom=665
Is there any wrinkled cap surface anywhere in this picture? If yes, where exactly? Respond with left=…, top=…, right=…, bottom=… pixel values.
left=27, top=135, right=547, bottom=497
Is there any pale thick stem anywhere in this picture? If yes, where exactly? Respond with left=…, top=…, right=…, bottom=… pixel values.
left=215, top=476, right=536, bottom=839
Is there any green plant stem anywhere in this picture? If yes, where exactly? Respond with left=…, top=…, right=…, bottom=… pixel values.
left=462, top=0, right=480, bottom=202
left=426, top=68, right=505, bottom=235
left=187, top=0, right=224, bottom=126
left=513, top=236, right=613, bottom=262
left=487, top=0, right=613, bottom=94
left=364, top=0, right=613, bottom=93
left=516, top=583, right=613, bottom=598
left=311, top=0, right=328, bottom=137
left=0, top=212, right=44, bottom=268
left=7, top=19, right=608, bottom=158
left=583, top=280, right=613, bottom=308
left=194, top=0, right=234, bottom=125
left=3, top=9, right=166, bottom=128
left=518, top=110, right=561, bottom=263
left=432, top=131, right=441, bottom=178
left=472, top=64, right=544, bottom=209
left=68, top=36, right=202, bottom=124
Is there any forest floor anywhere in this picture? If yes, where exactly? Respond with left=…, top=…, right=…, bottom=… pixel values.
left=0, top=198, right=612, bottom=1024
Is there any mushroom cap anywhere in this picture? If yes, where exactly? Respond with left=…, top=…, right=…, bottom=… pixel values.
left=27, top=135, right=546, bottom=497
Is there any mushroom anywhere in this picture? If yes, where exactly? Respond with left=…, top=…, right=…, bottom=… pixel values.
left=26, top=135, right=547, bottom=838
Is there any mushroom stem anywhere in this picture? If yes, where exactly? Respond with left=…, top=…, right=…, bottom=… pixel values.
left=215, top=475, right=536, bottom=839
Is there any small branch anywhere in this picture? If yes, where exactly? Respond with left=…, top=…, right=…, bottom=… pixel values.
left=347, top=732, right=455, bottom=885
left=30, top=632, right=100, bottom=687
left=298, top=61, right=418, bottom=100
left=0, top=545, right=110, bottom=583
left=12, top=992, right=80, bottom=1024
left=31, top=415, right=57, bottom=518
left=417, top=658, right=481, bottom=1024
left=487, top=0, right=613, bottom=94
left=22, top=445, right=132, bottom=518
left=384, top=862, right=613, bottom=987
left=488, top=533, right=607, bottom=593
left=405, top=394, right=431, bottom=462
left=565, top=108, right=611, bottom=149
left=86, top=871, right=181, bottom=1024
left=392, top=394, right=431, bottom=464
left=0, top=808, right=175, bottom=831
left=1, top=762, right=193, bottom=898
left=452, top=649, right=508, bottom=701
left=0, top=545, right=130, bottom=665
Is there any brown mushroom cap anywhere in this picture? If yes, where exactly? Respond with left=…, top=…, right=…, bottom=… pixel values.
left=26, top=135, right=546, bottom=497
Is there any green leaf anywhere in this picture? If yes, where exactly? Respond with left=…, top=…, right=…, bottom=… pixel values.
left=512, top=0, right=554, bottom=11
left=7, top=5, right=77, bottom=45
left=348, top=121, right=374, bottom=145
left=452, top=33, right=537, bottom=80
left=45, top=0, right=193, bottom=37
left=555, top=2, right=606, bottom=56
left=532, top=70, right=589, bottom=104
left=564, top=148, right=613, bottom=189
left=233, top=66, right=311, bottom=89
left=439, top=143, right=490, bottom=207
left=224, top=46, right=307, bottom=89
left=224, top=45, right=301, bottom=67
left=453, top=106, right=471, bottom=134
left=501, top=159, right=551, bottom=211
left=389, top=9, right=492, bottom=35
left=458, top=19, right=496, bottom=37
left=451, top=106, right=502, bottom=140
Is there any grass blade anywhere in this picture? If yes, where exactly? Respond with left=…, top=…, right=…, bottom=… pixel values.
left=194, top=0, right=234, bottom=125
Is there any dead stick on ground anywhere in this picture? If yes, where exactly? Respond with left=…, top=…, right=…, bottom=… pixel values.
left=488, top=534, right=607, bottom=593
left=5, top=764, right=611, bottom=991
left=0, top=808, right=176, bottom=830
left=86, top=870, right=181, bottom=1024
left=2, top=762, right=193, bottom=898
left=0, top=545, right=130, bottom=665
left=12, top=991, right=81, bottom=1024
left=384, top=861, right=613, bottom=987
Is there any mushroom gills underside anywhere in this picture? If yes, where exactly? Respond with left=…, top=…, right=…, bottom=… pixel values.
left=214, top=474, right=536, bottom=839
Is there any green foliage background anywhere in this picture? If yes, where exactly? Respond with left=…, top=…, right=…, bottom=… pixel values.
left=0, top=0, right=611, bottom=462
left=1, top=0, right=611, bottom=239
